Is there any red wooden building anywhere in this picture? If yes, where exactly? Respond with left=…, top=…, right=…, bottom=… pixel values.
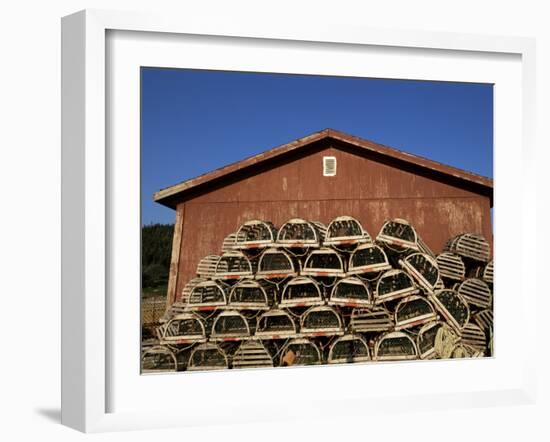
left=154, top=129, right=493, bottom=307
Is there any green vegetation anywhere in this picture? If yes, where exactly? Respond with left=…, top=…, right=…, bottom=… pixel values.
left=142, top=223, right=174, bottom=296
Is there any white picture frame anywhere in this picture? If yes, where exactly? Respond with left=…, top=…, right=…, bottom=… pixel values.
left=61, top=9, right=538, bottom=433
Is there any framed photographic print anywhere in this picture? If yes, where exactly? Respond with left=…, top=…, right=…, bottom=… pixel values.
left=61, top=9, right=537, bottom=433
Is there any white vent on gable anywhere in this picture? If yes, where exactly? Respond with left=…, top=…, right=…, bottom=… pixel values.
left=323, top=156, right=337, bottom=176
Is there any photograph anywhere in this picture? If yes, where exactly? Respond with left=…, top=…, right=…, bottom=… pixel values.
left=140, top=68, right=494, bottom=373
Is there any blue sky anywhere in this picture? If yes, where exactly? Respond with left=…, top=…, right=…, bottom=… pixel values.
left=141, top=68, right=493, bottom=225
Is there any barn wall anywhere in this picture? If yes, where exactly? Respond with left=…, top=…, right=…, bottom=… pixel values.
left=171, top=146, right=492, bottom=302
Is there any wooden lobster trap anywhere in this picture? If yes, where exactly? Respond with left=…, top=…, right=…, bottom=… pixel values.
left=455, top=278, right=493, bottom=309
left=376, top=218, right=419, bottom=252
left=228, top=279, right=273, bottom=310
left=445, top=233, right=491, bottom=263
left=279, top=276, right=324, bottom=308
left=394, top=295, right=437, bottom=330
left=347, top=244, right=392, bottom=276
left=300, top=306, right=344, bottom=337
left=374, top=269, right=418, bottom=304
left=374, top=331, right=418, bottom=361
left=221, top=232, right=237, bottom=252
left=161, top=277, right=207, bottom=322
left=434, top=277, right=445, bottom=291
left=428, top=289, right=470, bottom=333
left=328, top=277, right=373, bottom=308
left=210, top=310, right=251, bottom=342
left=256, top=248, right=298, bottom=279
left=472, top=309, right=493, bottom=335
left=323, top=216, right=372, bottom=248
left=196, top=255, right=220, bottom=278
left=350, top=306, right=394, bottom=333
left=301, top=248, right=346, bottom=278
left=186, top=279, right=227, bottom=311
left=399, top=252, right=440, bottom=294
left=187, top=343, right=229, bottom=371
left=460, top=322, right=487, bottom=353
left=436, top=252, right=466, bottom=282
left=328, top=334, right=371, bottom=364
left=470, top=260, right=494, bottom=285
left=234, top=220, right=278, bottom=250
left=158, top=313, right=207, bottom=345
left=255, top=309, right=297, bottom=339
left=141, top=346, right=179, bottom=373
left=276, top=218, right=325, bottom=248
left=232, top=340, right=274, bottom=369
left=214, top=251, right=255, bottom=280
left=279, top=338, right=322, bottom=366
left=417, top=321, right=458, bottom=360
left=180, top=277, right=208, bottom=306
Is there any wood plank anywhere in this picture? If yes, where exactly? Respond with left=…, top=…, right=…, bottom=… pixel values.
left=166, top=204, right=184, bottom=308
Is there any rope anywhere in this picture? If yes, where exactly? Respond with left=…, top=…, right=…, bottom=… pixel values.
left=286, top=308, right=303, bottom=319
left=285, top=247, right=310, bottom=258
left=240, top=309, right=261, bottom=320
left=434, top=325, right=458, bottom=359
left=317, top=277, right=337, bottom=288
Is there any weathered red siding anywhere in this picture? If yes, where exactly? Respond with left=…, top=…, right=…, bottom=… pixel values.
left=172, top=145, right=492, bottom=301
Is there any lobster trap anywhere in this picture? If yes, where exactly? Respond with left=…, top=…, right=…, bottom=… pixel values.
left=350, top=306, right=394, bottom=333
left=228, top=279, right=273, bottom=310
left=328, top=334, right=371, bottom=364
left=276, top=218, right=325, bottom=248
left=279, top=338, right=322, bottom=366
left=279, top=276, right=324, bottom=308
left=300, top=306, right=344, bottom=337
left=159, top=313, right=207, bottom=345
left=221, top=232, right=237, bottom=252
left=374, top=331, right=418, bottom=361
left=436, top=252, right=466, bottom=282
left=232, top=340, right=274, bottom=369
left=255, top=309, right=297, bottom=339
left=302, top=248, right=346, bottom=278
left=445, top=233, right=491, bottom=263
left=210, top=310, right=251, bottom=341
left=394, top=295, right=437, bottom=330
left=470, top=260, right=494, bottom=285
left=187, top=343, right=229, bottom=371
left=214, top=251, right=255, bottom=280
left=347, top=244, right=392, bottom=276
left=162, top=278, right=207, bottom=322
left=196, top=255, right=220, bottom=278
left=141, top=346, right=179, bottom=373
left=460, top=322, right=487, bottom=353
left=428, top=289, right=470, bottom=332
left=376, top=218, right=419, bottom=252
left=328, top=277, right=373, bottom=308
left=256, top=248, right=298, bottom=279
left=472, top=309, right=493, bottom=335
left=399, top=252, right=440, bottom=294
left=186, top=279, right=227, bottom=311
left=324, top=216, right=372, bottom=248
left=374, top=269, right=418, bottom=304
left=180, top=277, right=208, bottom=306
left=416, top=321, right=458, bottom=360
left=455, top=278, right=493, bottom=309
left=234, top=220, right=278, bottom=250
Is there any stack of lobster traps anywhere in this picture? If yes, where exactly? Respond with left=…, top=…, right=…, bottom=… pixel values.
left=142, top=216, right=494, bottom=373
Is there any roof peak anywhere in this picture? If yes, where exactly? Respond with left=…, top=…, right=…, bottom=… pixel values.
left=154, top=128, right=492, bottom=209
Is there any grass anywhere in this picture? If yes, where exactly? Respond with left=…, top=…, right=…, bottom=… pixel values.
left=142, top=285, right=168, bottom=299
